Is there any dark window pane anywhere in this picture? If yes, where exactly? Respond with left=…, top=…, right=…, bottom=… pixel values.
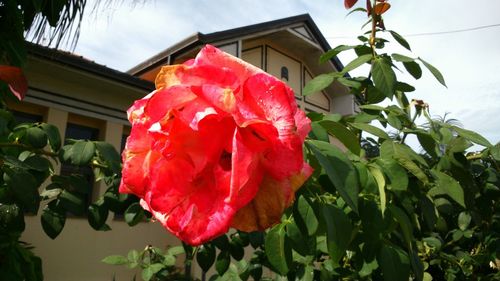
left=12, top=110, right=43, bottom=124
left=65, top=123, right=99, bottom=142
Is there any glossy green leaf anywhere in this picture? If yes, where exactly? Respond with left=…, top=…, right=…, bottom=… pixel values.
left=389, top=30, right=411, bottom=51
left=59, top=190, right=85, bottom=215
left=41, top=203, right=66, bottom=239
left=378, top=244, right=410, bottom=281
left=124, top=202, right=145, bottom=226
left=303, top=73, right=337, bottom=96
left=70, top=141, right=96, bottom=166
left=4, top=167, right=39, bottom=213
left=318, top=120, right=361, bottom=155
left=230, top=239, right=245, bottom=261
left=307, top=140, right=359, bottom=213
left=431, top=170, right=465, bottom=207
left=418, top=58, right=447, bottom=87
left=322, top=204, right=352, bottom=264
left=26, top=127, right=48, bottom=148
left=377, top=159, right=409, bottom=191
left=87, top=203, right=108, bottom=230
left=196, top=244, right=216, bottom=272
left=265, top=224, right=291, bottom=275
left=341, top=54, right=372, bottom=73
left=296, top=195, right=319, bottom=236
left=451, top=126, right=492, bottom=147
left=368, top=165, right=386, bottom=215
left=40, top=123, right=61, bottom=151
left=371, top=57, right=396, bottom=98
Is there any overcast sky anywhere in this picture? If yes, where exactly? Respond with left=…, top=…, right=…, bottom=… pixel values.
left=66, top=0, right=499, bottom=146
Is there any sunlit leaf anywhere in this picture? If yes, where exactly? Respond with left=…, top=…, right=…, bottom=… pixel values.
left=374, top=2, right=391, bottom=15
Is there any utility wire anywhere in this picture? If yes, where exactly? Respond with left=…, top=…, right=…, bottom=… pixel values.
left=326, top=23, right=500, bottom=39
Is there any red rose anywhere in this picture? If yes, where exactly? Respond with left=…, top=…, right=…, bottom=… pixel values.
left=120, top=45, right=312, bottom=245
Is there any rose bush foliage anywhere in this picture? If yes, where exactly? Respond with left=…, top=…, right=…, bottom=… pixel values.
left=120, top=45, right=312, bottom=245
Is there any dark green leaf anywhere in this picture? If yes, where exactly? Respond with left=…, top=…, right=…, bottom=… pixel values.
left=389, top=30, right=411, bottom=51
left=41, top=203, right=66, bottom=239
left=215, top=251, right=230, bottom=276
left=341, top=54, right=372, bottom=73
left=371, top=57, right=396, bottom=98
left=229, top=239, right=245, bottom=261
left=40, top=123, right=61, bottom=151
left=395, top=81, right=415, bottom=92
left=124, top=202, right=145, bottom=227
left=377, top=159, right=409, bottom=191
left=59, top=190, right=85, bottom=215
left=88, top=203, right=108, bottom=230
left=27, top=127, right=48, bottom=148
left=378, top=244, right=410, bottom=281
left=70, top=141, right=96, bottom=165
left=265, top=224, right=291, bottom=275
left=95, top=141, right=121, bottom=173
left=318, top=120, right=361, bottom=155
left=387, top=205, right=414, bottom=248
left=196, top=244, right=216, bottom=272
left=303, top=73, right=337, bottom=96
left=307, top=140, right=359, bottom=213
left=102, top=255, right=128, bottom=265
left=322, top=204, right=352, bottom=264
left=418, top=58, right=447, bottom=87
left=403, top=61, right=422, bottom=79
left=392, top=53, right=414, bottom=62
left=431, top=170, right=465, bottom=207
left=4, top=167, right=39, bottom=213
left=451, top=126, right=492, bottom=147
left=320, top=45, right=357, bottom=64
left=295, top=196, right=319, bottom=236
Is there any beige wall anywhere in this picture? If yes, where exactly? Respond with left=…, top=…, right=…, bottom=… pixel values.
left=19, top=57, right=181, bottom=281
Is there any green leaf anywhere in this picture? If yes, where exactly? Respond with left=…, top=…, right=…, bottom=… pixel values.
left=4, top=167, right=39, bottom=213
left=431, top=170, right=465, bottom=207
left=295, top=196, right=319, bottom=236
left=392, top=53, right=414, bottom=62
left=88, top=203, right=108, bottom=230
left=368, top=165, right=386, bottom=215
left=127, top=249, right=139, bottom=264
left=142, top=263, right=163, bottom=281
left=403, top=61, right=422, bottom=79
left=451, top=126, right=492, bottom=147
left=387, top=205, right=414, bottom=249
left=124, top=202, right=145, bottom=227
left=371, top=57, right=396, bottom=98
left=321, top=204, right=352, bottom=264
left=59, top=190, right=85, bottom=215
left=389, top=30, right=412, bottom=51
left=303, top=73, right=336, bottom=96
left=229, top=239, right=245, bottom=261
left=215, top=251, right=231, bottom=276
left=377, top=159, right=409, bottom=191
left=378, top=244, right=410, bottom=281
left=27, top=127, right=48, bottom=148
left=350, top=122, right=390, bottom=140
left=70, top=141, right=96, bottom=166
left=196, top=244, right=216, bottom=272
left=381, top=141, right=429, bottom=184
left=458, top=211, right=472, bottom=231
left=306, top=140, right=359, bottom=213
left=167, top=246, right=185, bottom=256
left=320, top=45, right=357, bottom=64
left=318, top=120, right=361, bottom=155
left=95, top=141, right=121, bottom=173
left=102, top=255, right=128, bottom=265
left=40, top=123, right=61, bottom=151
left=265, top=224, right=291, bottom=275
left=341, top=54, right=372, bottom=73
left=41, top=203, right=66, bottom=239
left=418, top=58, right=447, bottom=87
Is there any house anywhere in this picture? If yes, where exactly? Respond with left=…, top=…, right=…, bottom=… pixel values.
left=18, top=14, right=350, bottom=281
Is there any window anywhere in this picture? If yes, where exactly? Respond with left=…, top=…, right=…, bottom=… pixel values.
left=12, top=110, right=43, bottom=124
left=281, top=66, right=289, bottom=81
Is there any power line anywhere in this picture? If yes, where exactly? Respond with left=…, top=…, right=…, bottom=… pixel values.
left=326, top=23, right=500, bottom=39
